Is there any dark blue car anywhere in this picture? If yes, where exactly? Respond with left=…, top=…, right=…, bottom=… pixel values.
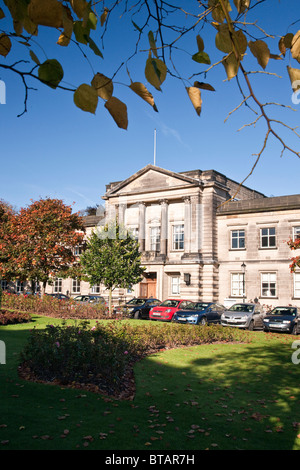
left=263, top=306, right=300, bottom=334
left=172, top=302, right=225, bottom=325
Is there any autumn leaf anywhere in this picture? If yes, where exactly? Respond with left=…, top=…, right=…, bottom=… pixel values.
left=38, top=59, right=64, bottom=89
left=104, top=96, right=128, bottom=129
left=0, top=34, right=11, bottom=57
left=74, top=83, right=98, bottom=113
left=291, top=30, right=300, bottom=64
left=28, top=0, right=64, bottom=28
left=129, top=82, right=158, bottom=111
left=145, top=57, right=167, bottom=91
left=249, top=40, right=270, bottom=69
left=91, top=73, right=113, bottom=100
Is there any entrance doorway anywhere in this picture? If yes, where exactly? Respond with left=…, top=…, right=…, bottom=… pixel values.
left=139, top=272, right=157, bottom=298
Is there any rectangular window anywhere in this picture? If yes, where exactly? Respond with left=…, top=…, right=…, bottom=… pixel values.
left=16, top=281, right=24, bottom=293
left=150, top=226, right=161, bottom=252
left=261, top=273, right=277, bottom=297
left=74, top=245, right=83, bottom=256
left=130, top=227, right=139, bottom=241
left=171, top=276, right=180, bottom=295
left=260, top=227, right=276, bottom=248
left=0, top=280, right=7, bottom=291
left=54, top=278, right=62, bottom=293
left=231, top=273, right=245, bottom=297
left=91, top=284, right=100, bottom=293
left=231, top=230, right=245, bottom=249
left=293, top=226, right=300, bottom=241
left=173, top=224, right=184, bottom=250
left=72, top=279, right=81, bottom=294
left=294, top=273, right=300, bottom=298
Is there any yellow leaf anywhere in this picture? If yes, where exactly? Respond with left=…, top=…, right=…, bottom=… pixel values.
left=0, top=33, right=11, bottom=57
left=104, top=97, right=128, bottom=130
left=100, top=7, right=109, bottom=26
left=57, top=6, right=73, bottom=47
left=70, top=0, right=88, bottom=19
left=222, top=53, right=240, bottom=80
left=249, top=40, right=270, bottom=69
left=291, top=31, right=300, bottom=64
left=91, top=73, right=113, bottom=100
left=28, top=0, right=63, bottom=28
left=74, top=84, right=98, bottom=114
left=186, top=87, right=202, bottom=116
left=287, top=66, right=300, bottom=92
left=215, top=24, right=232, bottom=53
left=129, top=82, right=158, bottom=111
left=196, top=35, right=204, bottom=53
left=145, top=57, right=167, bottom=91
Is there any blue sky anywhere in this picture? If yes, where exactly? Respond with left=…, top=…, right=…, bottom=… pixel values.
left=0, top=1, right=299, bottom=213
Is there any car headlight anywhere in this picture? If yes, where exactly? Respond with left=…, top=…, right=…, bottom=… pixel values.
left=165, top=309, right=172, bottom=313
left=221, top=313, right=225, bottom=319
left=283, top=320, right=291, bottom=324
left=264, top=319, right=269, bottom=322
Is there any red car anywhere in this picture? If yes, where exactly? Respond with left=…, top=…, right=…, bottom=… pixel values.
left=149, top=299, right=193, bottom=322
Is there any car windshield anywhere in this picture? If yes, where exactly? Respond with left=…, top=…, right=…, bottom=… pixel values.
left=228, top=304, right=254, bottom=313
left=160, top=300, right=180, bottom=307
left=190, top=302, right=210, bottom=310
left=270, top=307, right=297, bottom=316
left=127, top=298, right=145, bottom=306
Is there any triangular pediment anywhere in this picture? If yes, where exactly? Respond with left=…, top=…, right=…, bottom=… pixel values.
left=104, top=165, right=201, bottom=198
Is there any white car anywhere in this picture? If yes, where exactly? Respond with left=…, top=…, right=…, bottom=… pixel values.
left=221, top=303, right=265, bottom=330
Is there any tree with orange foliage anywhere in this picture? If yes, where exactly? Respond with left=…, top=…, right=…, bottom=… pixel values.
left=0, top=197, right=85, bottom=295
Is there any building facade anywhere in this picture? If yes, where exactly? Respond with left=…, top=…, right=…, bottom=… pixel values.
left=4, top=165, right=300, bottom=309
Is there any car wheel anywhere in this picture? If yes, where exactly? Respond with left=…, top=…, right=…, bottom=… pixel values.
left=134, top=311, right=140, bottom=319
left=292, top=324, right=298, bottom=335
left=200, top=316, right=207, bottom=326
left=248, top=320, right=254, bottom=331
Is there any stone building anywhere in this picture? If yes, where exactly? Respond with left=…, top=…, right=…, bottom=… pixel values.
left=4, top=164, right=300, bottom=309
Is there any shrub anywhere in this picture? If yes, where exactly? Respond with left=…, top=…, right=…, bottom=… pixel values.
left=20, top=320, right=249, bottom=397
left=0, top=309, right=32, bottom=325
left=2, top=293, right=112, bottom=320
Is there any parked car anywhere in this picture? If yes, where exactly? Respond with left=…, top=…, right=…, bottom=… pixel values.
left=173, top=302, right=225, bottom=325
left=221, top=302, right=265, bottom=330
left=46, top=293, right=70, bottom=300
left=113, top=297, right=161, bottom=319
left=73, top=295, right=106, bottom=305
left=149, top=299, right=192, bottom=322
left=263, top=306, right=300, bottom=334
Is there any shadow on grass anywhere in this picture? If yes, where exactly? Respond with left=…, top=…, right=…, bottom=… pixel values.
left=1, top=322, right=300, bottom=450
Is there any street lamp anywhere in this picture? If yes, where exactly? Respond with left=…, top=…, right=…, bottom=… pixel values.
left=241, top=262, right=246, bottom=303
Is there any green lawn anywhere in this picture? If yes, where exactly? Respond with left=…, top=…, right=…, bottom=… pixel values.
left=1, top=315, right=300, bottom=450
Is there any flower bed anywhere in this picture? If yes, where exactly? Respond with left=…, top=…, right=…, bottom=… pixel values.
left=0, top=309, right=32, bottom=325
left=19, top=320, right=249, bottom=399
left=2, top=292, right=113, bottom=320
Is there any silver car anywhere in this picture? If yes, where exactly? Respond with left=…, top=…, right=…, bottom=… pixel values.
left=221, top=303, right=265, bottom=330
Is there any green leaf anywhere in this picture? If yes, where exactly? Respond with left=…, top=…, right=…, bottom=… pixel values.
left=87, top=37, right=103, bottom=58
left=29, top=49, right=40, bottom=65
left=192, top=51, right=211, bottom=65
left=74, top=84, right=98, bottom=114
left=73, top=20, right=88, bottom=44
left=38, top=59, right=64, bottom=89
left=145, top=57, right=167, bottom=91
left=148, top=31, right=158, bottom=58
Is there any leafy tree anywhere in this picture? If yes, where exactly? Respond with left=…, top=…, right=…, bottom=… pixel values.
left=0, top=197, right=85, bottom=295
left=1, top=1, right=300, bottom=187
left=80, top=221, right=146, bottom=313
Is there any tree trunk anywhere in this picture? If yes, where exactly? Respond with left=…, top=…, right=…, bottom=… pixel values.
left=109, top=287, right=112, bottom=315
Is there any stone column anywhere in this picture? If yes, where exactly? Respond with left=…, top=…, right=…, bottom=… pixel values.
left=183, top=196, right=191, bottom=254
left=138, top=201, right=146, bottom=251
left=159, top=199, right=168, bottom=256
